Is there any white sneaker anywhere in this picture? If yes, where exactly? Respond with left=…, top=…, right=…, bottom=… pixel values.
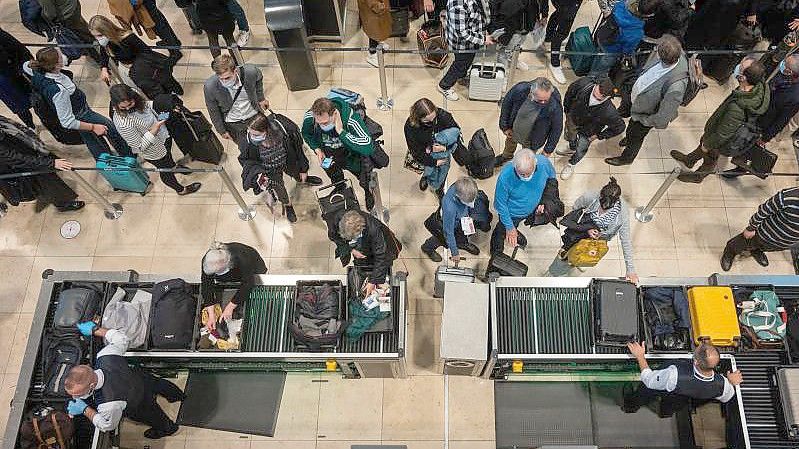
left=516, top=60, right=529, bottom=71
left=437, top=85, right=459, bottom=101
left=555, top=145, right=576, bottom=156
left=560, top=163, right=575, bottom=180
left=366, top=52, right=379, bottom=68
left=236, top=30, right=251, bottom=47
left=548, top=63, right=566, bottom=84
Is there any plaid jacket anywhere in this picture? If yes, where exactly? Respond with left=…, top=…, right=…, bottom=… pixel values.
left=445, top=0, right=489, bottom=51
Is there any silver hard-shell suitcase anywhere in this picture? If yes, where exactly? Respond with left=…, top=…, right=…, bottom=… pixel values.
left=777, top=366, right=799, bottom=439
left=433, top=250, right=475, bottom=298
left=468, top=62, right=506, bottom=102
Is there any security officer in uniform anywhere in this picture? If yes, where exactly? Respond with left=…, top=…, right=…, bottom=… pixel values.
left=64, top=322, right=185, bottom=439
left=623, top=341, right=743, bottom=414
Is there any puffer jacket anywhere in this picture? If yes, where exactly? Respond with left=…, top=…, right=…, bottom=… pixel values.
left=603, top=1, right=645, bottom=54
left=703, top=81, right=771, bottom=150
left=644, top=0, right=693, bottom=40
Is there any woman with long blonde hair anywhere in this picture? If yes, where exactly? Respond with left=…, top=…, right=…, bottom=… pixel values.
left=88, top=15, right=183, bottom=99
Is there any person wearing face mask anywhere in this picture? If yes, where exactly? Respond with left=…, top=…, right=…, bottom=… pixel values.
left=238, top=114, right=322, bottom=223
left=556, top=76, right=625, bottom=179
left=109, top=85, right=201, bottom=196
left=672, top=57, right=770, bottom=183
left=546, top=177, right=638, bottom=283
left=421, top=177, right=492, bottom=262
left=491, top=148, right=557, bottom=255
left=64, top=322, right=185, bottom=439
left=204, top=54, right=270, bottom=145
left=301, top=97, right=376, bottom=209
left=89, top=15, right=183, bottom=99
left=495, top=77, right=563, bottom=167
left=404, top=98, right=465, bottom=193
left=24, top=47, right=133, bottom=160
left=201, top=242, right=267, bottom=330
left=606, top=34, right=689, bottom=166
left=332, top=210, right=402, bottom=295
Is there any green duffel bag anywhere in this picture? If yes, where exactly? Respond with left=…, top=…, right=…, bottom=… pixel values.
left=567, top=26, right=596, bottom=77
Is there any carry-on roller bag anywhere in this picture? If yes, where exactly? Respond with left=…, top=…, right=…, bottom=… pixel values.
left=53, top=286, right=102, bottom=329
left=592, top=279, right=639, bottom=346
left=776, top=366, right=799, bottom=440
left=316, top=179, right=360, bottom=220
left=96, top=152, right=151, bottom=195
left=434, top=250, right=476, bottom=298
left=178, top=108, right=224, bottom=164
left=687, top=286, right=740, bottom=347
left=468, top=61, right=506, bottom=102
left=487, top=246, right=528, bottom=277
left=731, top=144, right=778, bottom=179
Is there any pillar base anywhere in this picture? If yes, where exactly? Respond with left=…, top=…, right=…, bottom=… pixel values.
left=237, top=206, right=257, bottom=221
left=635, top=206, right=654, bottom=223
left=104, top=203, right=124, bottom=220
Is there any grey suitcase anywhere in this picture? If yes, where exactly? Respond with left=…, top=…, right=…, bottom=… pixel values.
left=777, top=366, right=799, bottom=439
left=434, top=251, right=475, bottom=298
left=468, top=61, right=506, bottom=102
left=591, top=279, right=639, bottom=346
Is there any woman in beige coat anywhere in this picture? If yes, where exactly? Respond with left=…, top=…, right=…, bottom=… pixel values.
left=359, top=0, right=392, bottom=67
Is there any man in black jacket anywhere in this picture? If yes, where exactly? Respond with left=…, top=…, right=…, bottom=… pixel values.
left=332, top=210, right=401, bottom=293
left=201, top=242, right=267, bottom=330
left=644, top=0, right=693, bottom=41
left=556, top=76, right=625, bottom=179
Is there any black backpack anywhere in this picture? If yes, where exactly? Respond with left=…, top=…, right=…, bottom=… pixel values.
left=52, top=287, right=101, bottom=330
left=466, top=128, right=496, bottom=180
left=149, top=279, right=197, bottom=349
left=41, top=329, right=85, bottom=397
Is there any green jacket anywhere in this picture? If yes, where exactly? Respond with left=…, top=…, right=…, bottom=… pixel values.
left=301, top=98, right=374, bottom=172
left=703, top=82, right=770, bottom=150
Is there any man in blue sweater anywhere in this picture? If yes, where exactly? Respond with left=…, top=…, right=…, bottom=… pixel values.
left=491, top=148, right=557, bottom=254
left=421, top=177, right=492, bottom=262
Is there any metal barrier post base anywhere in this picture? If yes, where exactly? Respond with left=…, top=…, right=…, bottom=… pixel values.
left=376, top=97, right=394, bottom=111
left=104, top=203, right=124, bottom=220
left=237, top=206, right=257, bottom=221
left=634, top=206, right=654, bottom=223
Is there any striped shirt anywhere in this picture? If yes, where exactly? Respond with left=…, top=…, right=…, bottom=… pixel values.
left=749, top=187, right=799, bottom=248
left=112, top=103, right=169, bottom=161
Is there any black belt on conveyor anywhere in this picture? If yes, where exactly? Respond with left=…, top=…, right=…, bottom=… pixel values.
left=734, top=351, right=795, bottom=449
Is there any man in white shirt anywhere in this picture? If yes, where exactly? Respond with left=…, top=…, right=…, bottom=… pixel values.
left=623, top=341, right=743, bottom=415
left=63, top=322, right=185, bottom=439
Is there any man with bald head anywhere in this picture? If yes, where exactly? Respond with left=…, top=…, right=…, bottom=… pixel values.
left=64, top=322, right=184, bottom=439
left=623, top=341, right=743, bottom=414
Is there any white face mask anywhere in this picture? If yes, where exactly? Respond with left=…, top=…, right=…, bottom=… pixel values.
left=733, top=63, right=742, bottom=80
left=220, top=74, right=238, bottom=88
left=96, top=36, right=110, bottom=46
left=465, top=200, right=476, bottom=208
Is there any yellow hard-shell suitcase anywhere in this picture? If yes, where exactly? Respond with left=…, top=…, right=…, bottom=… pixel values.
left=687, top=286, right=740, bottom=347
left=566, top=238, right=609, bottom=267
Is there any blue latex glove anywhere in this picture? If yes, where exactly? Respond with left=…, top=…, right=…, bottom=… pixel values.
left=67, top=398, right=88, bottom=416
left=130, top=0, right=138, bottom=5
left=76, top=321, right=96, bottom=337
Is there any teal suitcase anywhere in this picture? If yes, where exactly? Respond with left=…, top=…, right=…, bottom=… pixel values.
left=566, top=26, right=596, bottom=77
left=96, top=153, right=150, bottom=195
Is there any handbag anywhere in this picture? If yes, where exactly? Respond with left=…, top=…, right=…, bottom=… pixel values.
left=722, top=114, right=761, bottom=158
left=566, top=238, right=609, bottom=267
left=731, top=144, right=777, bottom=179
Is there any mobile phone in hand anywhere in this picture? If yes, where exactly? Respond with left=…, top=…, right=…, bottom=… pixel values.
left=321, top=157, right=333, bottom=169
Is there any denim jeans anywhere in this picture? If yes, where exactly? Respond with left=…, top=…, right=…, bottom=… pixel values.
left=76, top=109, right=133, bottom=159
left=589, top=45, right=620, bottom=77
left=439, top=51, right=476, bottom=90
left=564, top=115, right=591, bottom=165
left=142, top=0, right=181, bottom=48
left=227, top=0, right=250, bottom=32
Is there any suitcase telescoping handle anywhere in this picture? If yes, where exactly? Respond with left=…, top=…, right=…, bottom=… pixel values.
left=444, top=248, right=465, bottom=268
left=510, top=246, right=521, bottom=260
left=100, top=134, right=121, bottom=157
left=314, top=178, right=353, bottom=201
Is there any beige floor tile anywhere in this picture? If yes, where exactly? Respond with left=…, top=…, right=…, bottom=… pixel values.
left=448, top=442, right=496, bottom=449
left=155, top=204, right=220, bottom=259
left=0, top=373, right=20, bottom=436
left=21, top=257, right=95, bottom=314
left=0, top=314, right=19, bottom=373
left=6, top=313, right=32, bottom=374
left=667, top=173, right=725, bottom=208
left=267, top=257, right=332, bottom=274
left=382, top=441, right=446, bottom=449
left=94, top=203, right=163, bottom=257
left=670, top=207, right=731, bottom=258
left=629, top=207, right=677, bottom=260
left=634, top=258, right=681, bottom=277
left=270, top=217, right=334, bottom=258
left=0, top=204, right=46, bottom=256
left=269, top=374, right=321, bottom=440
left=720, top=175, right=777, bottom=208
left=382, top=376, right=444, bottom=440
left=251, top=441, right=316, bottom=449
left=91, top=256, right=152, bottom=273
left=213, top=205, right=275, bottom=256
left=0, top=257, right=34, bottom=314
left=176, top=438, right=250, bottom=448
left=148, top=257, right=201, bottom=277
left=315, top=441, right=376, bottom=449
left=317, top=376, right=383, bottom=440
left=447, top=377, right=495, bottom=441
left=406, top=313, right=442, bottom=375
left=35, top=204, right=104, bottom=257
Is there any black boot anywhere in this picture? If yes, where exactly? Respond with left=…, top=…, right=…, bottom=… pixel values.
left=56, top=201, right=86, bottom=212
left=422, top=246, right=443, bottom=262
left=435, top=184, right=444, bottom=199
left=720, top=247, right=735, bottom=272
left=751, top=250, right=769, bottom=267
left=670, top=147, right=704, bottom=169
left=419, top=176, right=428, bottom=191
left=285, top=205, right=298, bottom=223
left=144, top=424, right=179, bottom=440
left=678, top=149, right=717, bottom=183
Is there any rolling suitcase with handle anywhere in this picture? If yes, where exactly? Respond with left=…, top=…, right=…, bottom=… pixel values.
left=592, top=279, right=639, bottom=346
left=434, top=250, right=475, bottom=298
left=687, top=286, right=740, bottom=347
left=96, top=153, right=151, bottom=195
left=468, top=61, right=506, bottom=102
left=487, top=246, right=528, bottom=277
left=776, top=366, right=799, bottom=440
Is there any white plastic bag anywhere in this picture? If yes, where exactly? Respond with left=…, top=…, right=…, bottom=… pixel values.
left=525, top=21, right=546, bottom=51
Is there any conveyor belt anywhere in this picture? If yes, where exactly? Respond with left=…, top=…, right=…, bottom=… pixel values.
left=735, top=351, right=795, bottom=448
left=244, top=284, right=399, bottom=354
left=773, top=286, right=799, bottom=303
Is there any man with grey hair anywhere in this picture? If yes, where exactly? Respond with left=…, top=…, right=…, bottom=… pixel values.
left=200, top=242, right=267, bottom=331
left=496, top=76, right=563, bottom=166
left=421, top=177, right=492, bottom=262
left=491, top=149, right=557, bottom=254
left=624, top=341, right=743, bottom=414
left=333, top=210, right=401, bottom=295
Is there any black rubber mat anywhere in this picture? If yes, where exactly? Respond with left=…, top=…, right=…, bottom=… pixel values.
left=495, top=381, right=594, bottom=447
left=495, top=381, right=681, bottom=448
left=177, top=371, right=285, bottom=436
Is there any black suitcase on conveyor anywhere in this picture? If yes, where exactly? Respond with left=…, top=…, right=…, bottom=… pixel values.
left=592, top=279, right=640, bottom=346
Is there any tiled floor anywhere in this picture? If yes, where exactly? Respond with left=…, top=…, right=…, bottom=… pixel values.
left=0, top=0, right=795, bottom=448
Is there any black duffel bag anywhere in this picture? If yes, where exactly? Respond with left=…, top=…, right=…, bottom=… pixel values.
left=150, top=278, right=197, bottom=349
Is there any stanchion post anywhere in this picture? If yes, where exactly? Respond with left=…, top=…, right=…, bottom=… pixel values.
left=217, top=166, right=257, bottom=221
left=506, top=45, right=521, bottom=88
left=68, top=170, right=123, bottom=220
left=375, top=43, right=394, bottom=111
left=635, top=166, right=682, bottom=223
